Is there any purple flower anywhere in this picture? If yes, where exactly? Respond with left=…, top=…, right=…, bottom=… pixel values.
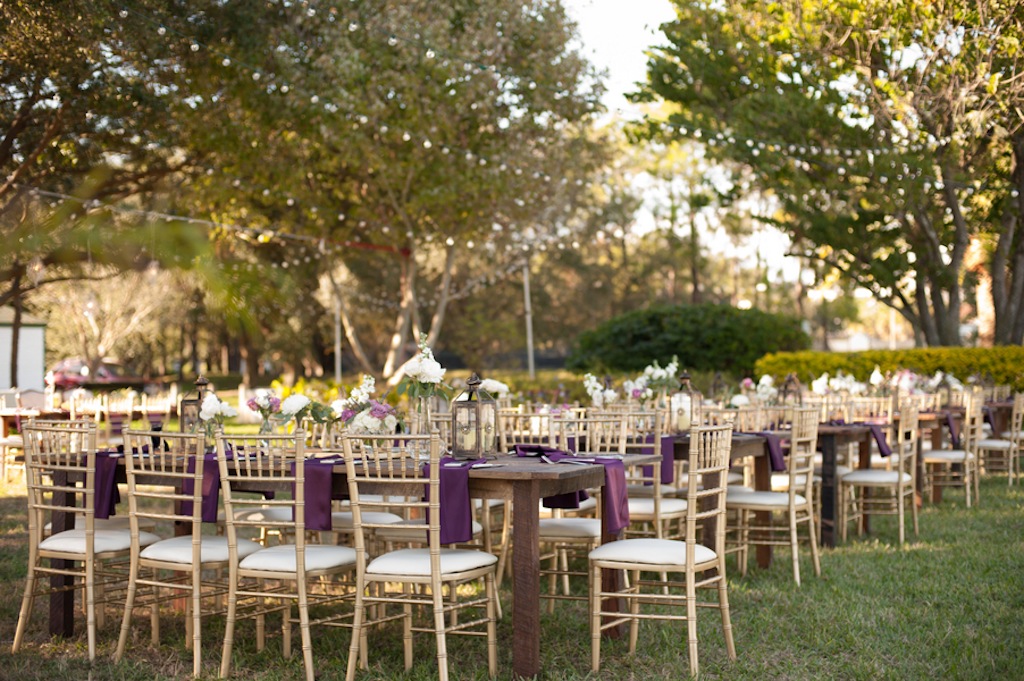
left=340, top=408, right=356, bottom=422
left=631, top=388, right=644, bottom=399
left=368, top=400, right=394, bottom=419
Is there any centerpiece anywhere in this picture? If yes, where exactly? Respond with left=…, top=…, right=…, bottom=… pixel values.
left=397, top=334, right=452, bottom=434
left=246, top=391, right=282, bottom=436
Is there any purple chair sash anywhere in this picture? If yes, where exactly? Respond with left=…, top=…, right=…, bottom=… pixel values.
left=863, top=423, right=892, bottom=457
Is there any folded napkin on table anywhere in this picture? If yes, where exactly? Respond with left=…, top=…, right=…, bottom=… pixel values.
left=531, top=449, right=630, bottom=536
left=422, top=456, right=483, bottom=544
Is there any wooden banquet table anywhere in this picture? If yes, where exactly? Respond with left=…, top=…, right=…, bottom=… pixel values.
left=46, top=449, right=659, bottom=681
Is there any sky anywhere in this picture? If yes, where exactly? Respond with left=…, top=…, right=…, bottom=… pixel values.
left=563, top=0, right=800, bottom=286
left=563, top=0, right=677, bottom=115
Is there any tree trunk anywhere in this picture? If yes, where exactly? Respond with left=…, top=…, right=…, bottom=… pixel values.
left=324, top=265, right=374, bottom=377
left=9, top=268, right=21, bottom=388
left=382, top=255, right=415, bottom=380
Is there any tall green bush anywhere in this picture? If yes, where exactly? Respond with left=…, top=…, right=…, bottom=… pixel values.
left=755, top=347, right=1024, bottom=390
left=566, top=303, right=810, bottom=375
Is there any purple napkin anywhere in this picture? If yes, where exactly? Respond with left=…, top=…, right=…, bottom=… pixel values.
left=946, top=413, right=961, bottom=449
left=533, top=449, right=591, bottom=509
left=423, top=456, right=480, bottom=544
left=535, top=450, right=629, bottom=535
left=108, top=413, right=128, bottom=435
left=982, top=405, right=994, bottom=430
left=514, top=443, right=562, bottom=457
left=597, top=458, right=629, bottom=535
left=863, top=423, right=892, bottom=457
left=757, top=432, right=788, bottom=472
left=93, top=450, right=121, bottom=519
left=295, top=459, right=342, bottom=532
left=642, top=434, right=674, bottom=485
left=181, top=452, right=222, bottom=523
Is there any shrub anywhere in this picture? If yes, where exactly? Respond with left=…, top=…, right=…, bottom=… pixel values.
left=754, top=347, right=1024, bottom=390
left=566, top=303, right=810, bottom=376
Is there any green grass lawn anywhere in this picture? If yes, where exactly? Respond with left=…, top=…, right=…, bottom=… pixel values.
left=1, top=475, right=1021, bottom=680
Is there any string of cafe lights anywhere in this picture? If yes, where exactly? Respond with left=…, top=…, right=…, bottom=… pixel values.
left=111, top=3, right=591, bottom=193
left=108, top=0, right=1014, bottom=205
left=17, top=183, right=576, bottom=313
left=107, top=0, right=996, bottom=230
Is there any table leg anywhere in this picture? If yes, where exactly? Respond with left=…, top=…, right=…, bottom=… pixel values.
left=752, top=454, right=772, bottom=568
left=819, top=433, right=838, bottom=548
left=931, top=422, right=945, bottom=503
left=49, top=471, right=75, bottom=637
left=858, top=435, right=872, bottom=534
left=511, top=480, right=541, bottom=680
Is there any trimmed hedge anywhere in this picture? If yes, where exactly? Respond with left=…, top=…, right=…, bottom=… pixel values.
left=754, top=347, right=1024, bottom=390
left=567, top=303, right=810, bottom=376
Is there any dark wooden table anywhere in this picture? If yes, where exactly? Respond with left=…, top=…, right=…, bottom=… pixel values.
left=46, top=450, right=658, bottom=681
left=668, top=433, right=773, bottom=566
left=817, top=424, right=874, bottom=547
left=467, top=452, right=659, bottom=680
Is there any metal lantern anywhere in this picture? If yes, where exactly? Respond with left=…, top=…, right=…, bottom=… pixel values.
left=671, top=371, right=702, bottom=432
left=179, top=375, right=212, bottom=433
left=451, top=373, right=497, bottom=460
left=779, top=373, right=803, bottom=406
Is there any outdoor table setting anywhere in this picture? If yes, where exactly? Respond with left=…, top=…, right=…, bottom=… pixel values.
left=41, top=432, right=659, bottom=681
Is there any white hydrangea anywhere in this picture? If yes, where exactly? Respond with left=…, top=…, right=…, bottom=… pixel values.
left=199, top=394, right=237, bottom=422
left=280, top=393, right=311, bottom=417
left=479, top=378, right=510, bottom=398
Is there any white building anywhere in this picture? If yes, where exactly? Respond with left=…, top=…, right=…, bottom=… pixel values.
left=0, top=307, right=46, bottom=391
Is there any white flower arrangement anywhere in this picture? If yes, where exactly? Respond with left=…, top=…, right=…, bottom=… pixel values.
left=729, top=393, right=751, bottom=407
left=280, top=393, right=312, bottom=428
left=583, top=373, right=617, bottom=408
left=198, top=393, right=237, bottom=435
left=756, top=374, right=779, bottom=403
left=398, top=334, right=452, bottom=401
left=346, top=400, right=401, bottom=435
left=641, top=357, right=680, bottom=391
left=479, top=378, right=510, bottom=399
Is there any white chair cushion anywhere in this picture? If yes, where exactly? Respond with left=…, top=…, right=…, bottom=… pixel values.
left=726, top=485, right=754, bottom=494
left=331, top=511, right=405, bottom=528
left=841, top=469, right=911, bottom=485
left=770, top=473, right=818, bottom=491
left=589, top=538, right=716, bottom=566
left=539, top=495, right=598, bottom=517
left=367, top=547, right=497, bottom=577
left=234, top=507, right=294, bottom=523
left=726, top=471, right=745, bottom=486
left=727, top=490, right=808, bottom=508
left=375, top=519, right=483, bottom=543
left=40, top=528, right=160, bottom=554
left=141, top=535, right=262, bottom=564
left=44, top=516, right=156, bottom=533
left=626, top=484, right=682, bottom=497
left=999, top=430, right=1024, bottom=440
left=538, top=517, right=602, bottom=539
left=626, top=497, right=688, bottom=516
left=239, top=544, right=357, bottom=573
left=976, top=438, right=1012, bottom=450
left=922, top=449, right=973, bottom=463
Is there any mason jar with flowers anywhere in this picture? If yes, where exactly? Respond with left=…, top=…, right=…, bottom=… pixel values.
left=397, top=335, right=452, bottom=434
left=247, top=391, right=282, bottom=436
left=199, top=393, right=237, bottom=449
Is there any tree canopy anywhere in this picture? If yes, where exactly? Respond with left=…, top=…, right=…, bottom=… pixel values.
left=637, top=0, right=1024, bottom=346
